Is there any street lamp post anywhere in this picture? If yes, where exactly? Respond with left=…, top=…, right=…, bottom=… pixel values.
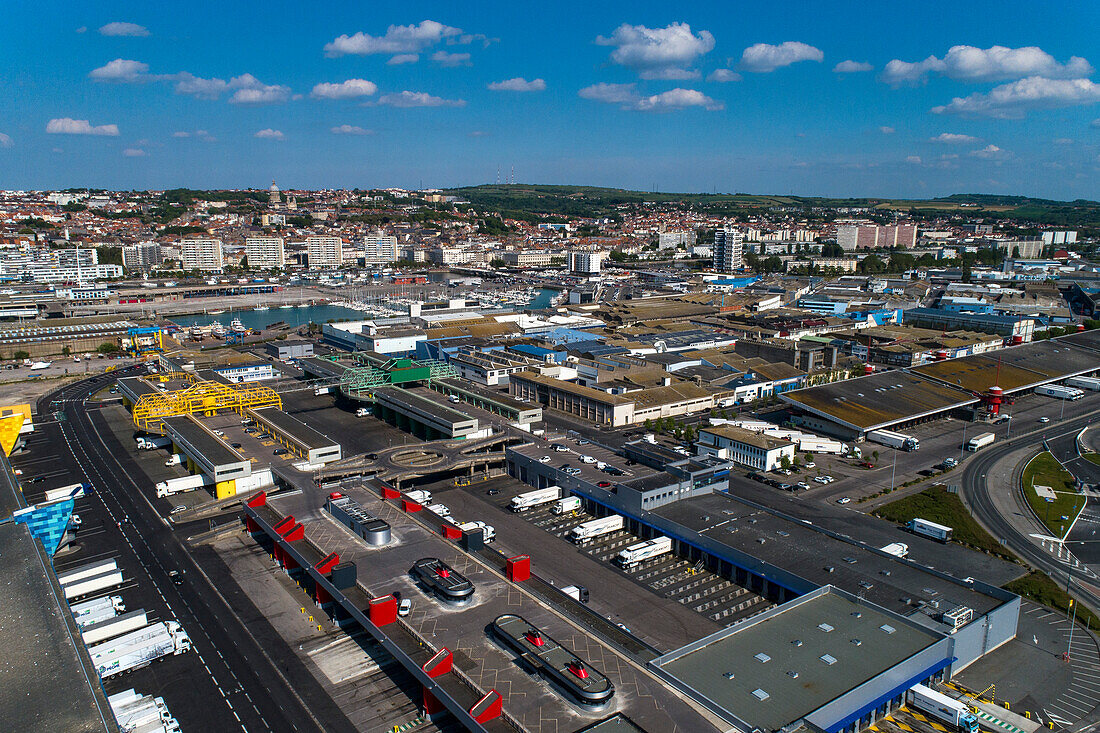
left=890, top=446, right=898, bottom=493
left=960, top=421, right=968, bottom=462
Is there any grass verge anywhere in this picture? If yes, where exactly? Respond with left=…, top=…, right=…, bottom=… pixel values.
left=873, top=484, right=1017, bottom=561
left=1003, top=571, right=1100, bottom=632
left=1085, top=453, right=1100, bottom=466
left=1022, top=452, right=1084, bottom=539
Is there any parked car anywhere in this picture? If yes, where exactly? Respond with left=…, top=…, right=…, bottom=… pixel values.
left=778, top=483, right=792, bottom=491
left=837, top=497, right=852, bottom=505
left=803, top=461, right=815, bottom=468
left=539, top=455, right=552, bottom=463
left=796, top=482, right=810, bottom=490
left=552, top=443, right=568, bottom=452
left=1039, top=417, right=1050, bottom=423
left=597, top=481, right=612, bottom=488
left=398, top=598, right=412, bottom=617
left=273, top=447, right=288, bottom=456
left=580, top=455, right=596, bottom=464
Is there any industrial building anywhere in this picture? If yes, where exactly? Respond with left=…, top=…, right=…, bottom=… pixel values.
left=696, top=424, right=796, bottom=472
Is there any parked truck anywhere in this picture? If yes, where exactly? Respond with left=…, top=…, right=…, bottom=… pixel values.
left=908, top=517, right=953, bottom=542
left=82, top=609, right=149, bottom=646
left=510, top=486, right=562, bottom=512
left=90, top=621, right=192, bottom=679
left=155, top=474, right=212, bottom=498
left=906, top=684, right=979, bottom=733
left=356, top=407, right=372, bottom=417
left=560, top=585, right=590, bottom=603
left=112, top=696, right=174, bottom=732
left=614, top=536, right=673, bottom=569
left=63, top=569, right=125, bottom=600
left=571, top=515, right=625, bottom=543
left=965, top=432, right=995, bottom=452
left=136, top=436, right=171, bottom=450
left=867, top=429, right=919, bottom=451
left=164, top=454, right=182, bottom=467
left=796, top=437, right=847, bottom=455
left=879, top=542, right=910, bottom=558
left=405, top=489, right=432, bottom=505
left=457, top=521, right=495, bottom=542
left=71, top=595, right=125, bottom=626
left=551, top=496, right=582, bottom=515
left=1065, top=376, right=1100, bottom=392
left=1036, top=384, right=1084, bottom=401
left=45, top=483, right=91, bottom=502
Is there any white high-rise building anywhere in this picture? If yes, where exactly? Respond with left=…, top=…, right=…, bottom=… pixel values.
left=245, top=236, right=285, bottom=269
left=569, top=250, right=603, bottom=275
left=712, top=229, right=744, bottom=272
left=363, top=235, right=398, bottom=264
left=179, top=238, right=224, bottom=272
left=122, top=241, right=162, bottom=273
left=306, top=236, right=343, bottom=269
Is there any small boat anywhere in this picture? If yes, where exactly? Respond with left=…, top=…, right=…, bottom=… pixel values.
left=209, top=309, right=226, bottom=315
left=210, top=321, right=228, bottom=338
left=254, top=305, right=270, bottom=311
left=279, top=304, right=295, bottom=309
left=189, top=325, right=204, bottom=342
left=230, top=318, right=248, bottom=334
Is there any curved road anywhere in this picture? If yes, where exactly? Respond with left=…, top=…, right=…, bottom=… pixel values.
left=44, top=369, right=352, bottom=733
left=961, top=408, right=1100, bottom=610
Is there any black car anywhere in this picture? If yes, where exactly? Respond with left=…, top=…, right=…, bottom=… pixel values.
left=273, top=447, right=288, bottom=456
left=486, top=488, right=500, bottom=496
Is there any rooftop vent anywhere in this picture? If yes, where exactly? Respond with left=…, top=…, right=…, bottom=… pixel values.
left=851, top=611, right=862, bottom=618
left=792, top=639, right=803, bottom=647
left=880, top=624, right=896, bottom=635
left=820, top=654, right=837, bottom=665
left=851, top=638, right=862, bottom=646
left=752, top=689, right=770, bottom=702
left=817, top=623, right=834, bottom=633
left=787, top=670, right=800, bottom=679
left=754, top=652, right=771, bottom=664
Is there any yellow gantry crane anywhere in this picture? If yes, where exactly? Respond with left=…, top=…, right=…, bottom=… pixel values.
left=132, top=381, right=282, bottom=433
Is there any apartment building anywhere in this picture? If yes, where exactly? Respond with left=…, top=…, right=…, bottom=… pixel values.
left=179, top=238, right=224, bottom=272
left=121, top=241, right=162, bottom=273
left=306, top=236, right=343, bottom=269
left=836, top=224, right=918, bottom=251
left=363, top=235, right=398, bottom=264
left=712, top=228, right=744, bottom=273
left=244, top=236, right=285, bottom=269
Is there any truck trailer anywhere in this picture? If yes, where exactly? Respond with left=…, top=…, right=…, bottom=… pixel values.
left=136, top=436, right=172, bottom=450
left=906, top=684, right=979, bottom=733
left=82, top=609, right=150, bottom=646
left=560, top=585, right=590, bottom=603
left=866, top=429, right=919, bottom=451
left=551, top=496, right=582, bottom=515
left=571, top=515, right=625, bottom=543
left=75, top=605, right=122, bottom=629
left=614, top=536, right=673, bottom=568
left=155, top=474, right=212, bottom=498
left=1065, top=376, right=1100, bottom=392
left=63, top=570, right=125, bottom=600
left=796, top=437, right=847, bottom=455
left=457, top=521, right=496, bottom=542
left=90, top=622, right=191, bottom=679
left=44, top=483, right=91, bottom=502
left=1036, top=384, right=1084, bottom=401
left=71, top=595, right=126, bottom=625
left=58, top=558, right=118, bottom=587
left=908, top=517, right=953, bottom=542
left=510, top=486, right=562, bottom=512
left=966, top=432, right=995, bottom=452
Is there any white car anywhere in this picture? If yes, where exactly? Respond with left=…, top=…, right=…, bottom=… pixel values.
left=813, top=476, right=829, bottom=484
left=170, top=505, right=187, bottom=515
left=837, top=497, right=852, bottom=505
left=1038, top=417, right=1050, bottom=424
left=804, top=461, right=815, bottom=469
left=398, top=598, right=412, bottom=617
left=579, top=455, right=596, bottom=464
left=539, top=455, right=552, bottom=463
left=796, top=482, right=810, bottom=490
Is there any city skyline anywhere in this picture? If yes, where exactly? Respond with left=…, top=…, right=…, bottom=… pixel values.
left=1, top=1, right=1099, bottom=199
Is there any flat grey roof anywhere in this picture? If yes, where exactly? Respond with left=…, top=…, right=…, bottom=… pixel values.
left=377, top=386, right=477, bottom=426
left=1058, top=329, right=1100, bottom=352
left=0, top=522, right=117, bottom=732
left=250, top=407, right=339, bottom=451
left=0, top=448, right=24, bottom=518
left=162, top=415, right=243, bottom=467
left=298, top=357, right=351, bottom=379
left=912, top=339, right=1100, bottom=394
left=116, top=376, right=160, bottom=400
left=654, top=493, right=1003, bottom=617
left=653, top=588, right=943, bottom=732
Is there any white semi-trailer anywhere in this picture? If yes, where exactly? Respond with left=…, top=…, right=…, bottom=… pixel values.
left=1066, top=376, right=1100, bottom=392
left=966, top=432, right=995, bottom=452
left=44, top=483, right=91, bottom=502
left=510, top=486, right=562, bottom=512
left=909, top=518, right=953, bottom=542
left=1036, top=384, right=1084, bottom=401
left=155, top=474, right=212, bottom=498
left=90, top=622, right=191, bottom=679
left=907, top=684, right=979, bottom=733
left=796, top=437, right=847, bottom=454
left=867, top=429, right=919, bottom=451
left=615, top=537, right=673, bottom=568
left=136, top=436, right=172, bottom=450
left=82, top=609, right=150, bottom=646
left=571, top=515, right=625, bottom=543
left=551, top=497, right=582, bottom=515
left=63, top=570, right=125, bottom=600
left=58, top=558, right=118, bottom=587
left=405, top=489, right=433, bottom=505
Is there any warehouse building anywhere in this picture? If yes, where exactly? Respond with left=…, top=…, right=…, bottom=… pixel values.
left=696, top=424, right=796, bottom=472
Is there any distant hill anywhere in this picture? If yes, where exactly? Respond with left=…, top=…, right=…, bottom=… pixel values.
left=444, top=184, right=1100, bottom=232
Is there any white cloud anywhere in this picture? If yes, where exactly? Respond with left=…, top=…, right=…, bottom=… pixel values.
left=468, top=130, right=489, bottom=137
left=46, top=118, right=119, bottom=136
left=89, top=58, right=149, bottom=81
left=254, top=129, right=284, bottom=140
left=76, top=26, right=86, bottom=34
left=173, top=129, right=215, bottom=141
left=879, top=126, right=895, bottom=134
left=740, top=41, right=823, bottom=72
left=431, top=51, right=471, bottom=67
left=930, top=132, right=981, bottom=144
left=906, top=155, right=922, bottom=164
left=0, top=133, right=11, bottom=147
left=834, top=60, right=873, bottom=73
left=932, top=76, right=1100, bottom=118
left=99, top=22, right=149, bottom=37
left=173, top=72, right=229, bottom=98
left=578, top=83, right=722, bottom=111
left=387, top=54, right=419, bottom=65
left=324, top=20, right=461, bottom=57
left=331, top=124, right=373, bottom=135
left=377, top=91, right=466, bottom=108
left=707, top=69, right=741, bottom=83
left=1053, top=137, right=1074, bottom=144
left=596, top=22, right=714, bottom=80
left=487, top=77, right=546, bottom=92
left=969, top=144, right=1009, bottom=159
left=122, top=148, right=146, bottom=157
left=228, top=74, right=291, bottom=105
left=172, top=131, right=190, bottom=137
left=310, top=79, right=378, bottom=99
left=882, top=45, right=1093, bottom=86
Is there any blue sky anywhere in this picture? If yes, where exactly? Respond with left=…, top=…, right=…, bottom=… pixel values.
left=1, top=0, right=1099, bottom=199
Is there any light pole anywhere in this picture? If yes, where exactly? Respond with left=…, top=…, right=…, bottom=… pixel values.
left=960, top=421, right=968, bottom=463
left=1060, top=394, right=1067, bottom=421
left=889, top=446, right=898, bottom=494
